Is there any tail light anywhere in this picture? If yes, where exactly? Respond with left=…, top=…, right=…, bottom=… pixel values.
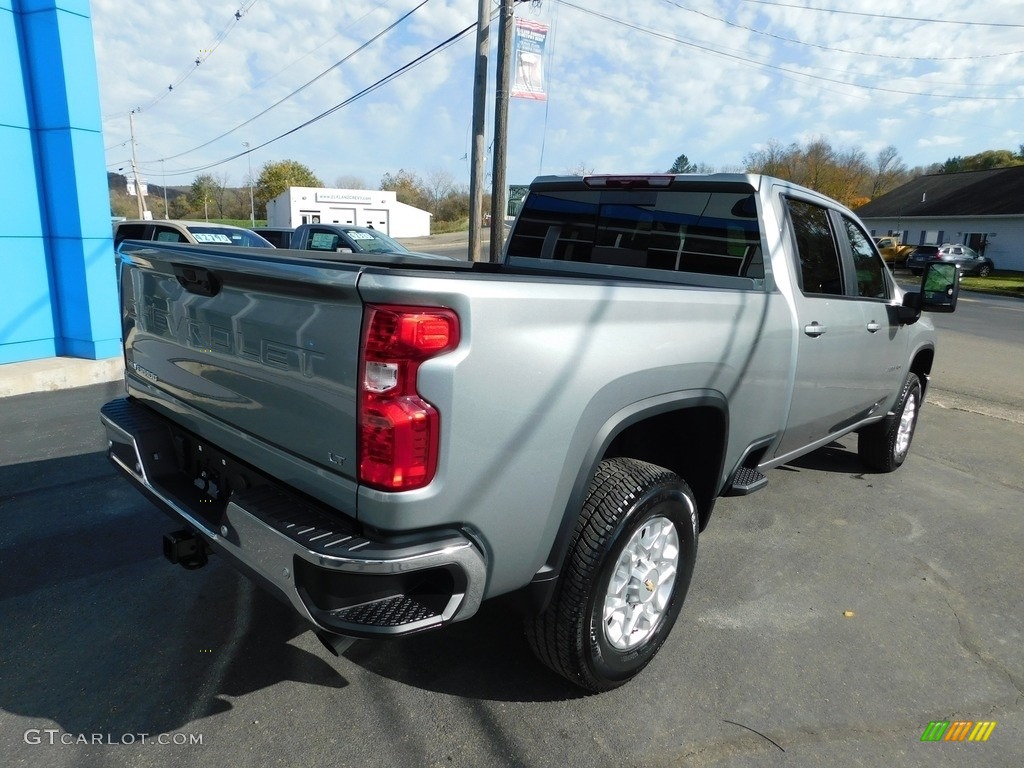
left=358, top=304, right=459, bottom=491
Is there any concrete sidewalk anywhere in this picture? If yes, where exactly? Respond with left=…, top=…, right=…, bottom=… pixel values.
left=0, top=356, right=123, bottom=399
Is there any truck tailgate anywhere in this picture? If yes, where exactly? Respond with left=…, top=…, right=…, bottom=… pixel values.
left=117, top=241, right=364, bottom=487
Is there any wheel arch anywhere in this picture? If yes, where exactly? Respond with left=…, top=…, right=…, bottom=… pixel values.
left=909, top=345, right=934, bottom=399
left=528, top=391, right=727, bottom=613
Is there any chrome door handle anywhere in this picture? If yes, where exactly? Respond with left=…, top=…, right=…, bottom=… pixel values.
left=804, top=322, right=826, bottom=337
left=866, top=321, right=881, bottom=333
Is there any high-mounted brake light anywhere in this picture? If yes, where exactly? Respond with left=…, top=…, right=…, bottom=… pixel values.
left=358, top=304, right=459, bottom=491
left=583, top=175, right=675, bottom=189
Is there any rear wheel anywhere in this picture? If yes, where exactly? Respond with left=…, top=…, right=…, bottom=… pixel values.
left=858, top=373, right=922, bottom=472
left=526, top=458, right=698, bottom=692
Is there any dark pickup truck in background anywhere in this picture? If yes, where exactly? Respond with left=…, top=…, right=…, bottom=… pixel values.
left=253, top=223, right=447, bottom=259
left=102, top=173, right=959, bottom=692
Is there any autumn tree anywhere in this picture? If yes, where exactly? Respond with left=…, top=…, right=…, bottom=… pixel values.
left=255, top=160, right=323, bottom=217
left=870, top=145, right=911, bottom=198
left=187, top=174, right=220, bottom=220
left=335, top=174, right=368, bottom=189
left=424, top=169, right=457, bottom=216
left=209, top=172, right=233, bottom=219
left=745, top=138, right=877, bottom=208
left=380, top=169, right=429, bottom=210
left=955, top=149, right=1024, bottom=172
left=436, top=187, right=470, bottom=223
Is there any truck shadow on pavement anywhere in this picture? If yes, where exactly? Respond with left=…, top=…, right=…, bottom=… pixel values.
left=0, top=451, right=348, bottom=739
left=341, top=596, right=586, bottom=702
left=781, top=438, right=872, bottom=475
left=0, top=450, right=581, bottom=745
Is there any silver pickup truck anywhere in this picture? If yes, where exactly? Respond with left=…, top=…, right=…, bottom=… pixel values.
left=101, top=174, right=959, bottom=692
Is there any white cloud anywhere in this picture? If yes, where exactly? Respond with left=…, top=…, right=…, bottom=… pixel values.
left=90, top=0, right=1024, bottom=192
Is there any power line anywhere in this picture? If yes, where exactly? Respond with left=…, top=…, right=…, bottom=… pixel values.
left=103, top=0, right=400, bottom=154
left=738, top=0, right=1024, bottom=28
left=142, top=0, right=433, bottom=165
left=661, top=0, right=1024, bottom=61
left=101, top=1, right=261, bottom=145
left=143, top=0, right=262, bottom=113
left=184, top=0, right=399, bottom=120
left=154, top=21, right=479, bottom=177
left=559, top=1, right=1024, bottom=101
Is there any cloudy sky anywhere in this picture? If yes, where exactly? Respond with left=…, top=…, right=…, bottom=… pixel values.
left=92, top=0, right=1024, bottom=192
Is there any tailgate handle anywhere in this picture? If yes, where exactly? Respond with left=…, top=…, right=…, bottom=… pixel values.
left=173, top=265, right=221, bottom=297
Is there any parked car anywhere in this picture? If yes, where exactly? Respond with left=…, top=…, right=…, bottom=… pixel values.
left=906, top=243, right=994, bottom=277
left=904, top=245, right=939, bottom=275
left=113, top=220, right=273, bottom=248
left=250, top=226, right=295, bottom=248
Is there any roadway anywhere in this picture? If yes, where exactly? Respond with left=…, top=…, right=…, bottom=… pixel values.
left=1, top=290, right=1021, bottom=768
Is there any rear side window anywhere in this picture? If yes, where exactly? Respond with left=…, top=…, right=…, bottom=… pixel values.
left=113, top=223, right=148, bottom=246
left=785, top=198, right=843, bottom=296
left=508, top=187, right=764, bottom=278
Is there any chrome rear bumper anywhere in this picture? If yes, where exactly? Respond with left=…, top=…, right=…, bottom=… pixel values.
left=101, top=397, right=487, bottom=638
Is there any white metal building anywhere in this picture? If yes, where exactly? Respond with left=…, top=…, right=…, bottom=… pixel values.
left=266, top=187, right=431, bottom=237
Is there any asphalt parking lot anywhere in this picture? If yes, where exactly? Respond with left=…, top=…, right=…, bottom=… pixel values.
left=1, top=294, right=1022, bottom=767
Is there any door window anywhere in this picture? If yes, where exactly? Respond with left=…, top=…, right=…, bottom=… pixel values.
left=785, top=198, right=843, bottom=296
left=842, top=216, right=889, bottom=300
left=152, top=225, right=187, bottom=243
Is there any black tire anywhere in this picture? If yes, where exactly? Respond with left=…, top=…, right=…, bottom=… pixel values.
left=858, top=373, right=922, bottom=472
left=526, top=458, right=698, bottom=692
left=977, top=263, right=992, bottom=277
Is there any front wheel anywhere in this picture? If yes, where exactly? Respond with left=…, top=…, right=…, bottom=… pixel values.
left=977, top=263, right=993, bottom=277
left=858, top=373, right=922, bottom=472
left=526, top=458, right=698, bottom=692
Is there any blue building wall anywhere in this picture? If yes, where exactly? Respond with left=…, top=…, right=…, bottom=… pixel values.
left=0, top=0, right=120, bottom=364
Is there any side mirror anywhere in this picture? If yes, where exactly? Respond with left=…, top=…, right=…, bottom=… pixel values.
left=920, top=261, right=959, bottom=313
left=898, top=261, right=959, bottom=323
left=335, top=247, right=354, bottom=254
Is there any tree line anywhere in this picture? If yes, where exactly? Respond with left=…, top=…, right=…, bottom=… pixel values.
left=109, top=141, right=1024, bottom=224
left=109, top=160, right=478, bottom=231
left=673, top=141, right=1024, bottom=209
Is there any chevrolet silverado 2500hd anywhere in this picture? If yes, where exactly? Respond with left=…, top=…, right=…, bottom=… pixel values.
left=101, top=174, right=959, bottom=692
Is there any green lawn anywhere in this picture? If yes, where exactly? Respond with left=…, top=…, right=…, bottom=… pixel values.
left=960, top=270, right=1024, bottom=298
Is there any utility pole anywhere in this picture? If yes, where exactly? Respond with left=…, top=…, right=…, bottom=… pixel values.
left=243, top=141, right=255, bottom=226
left=468, top=0, right=490, bottom=262
left=488, top=0, right=515, bottom=263
left=128, top=109, right=150, bottom=220
left=160, top=159, right=169, bottom=218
